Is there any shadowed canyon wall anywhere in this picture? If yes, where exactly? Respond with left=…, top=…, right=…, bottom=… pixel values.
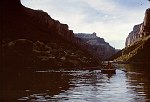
left=1, top=0, right=101, bottom=69
left=75, top=33, right=116, bottom=60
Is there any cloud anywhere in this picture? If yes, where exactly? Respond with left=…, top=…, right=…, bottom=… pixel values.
left=21, top=0, right=150, bottom=49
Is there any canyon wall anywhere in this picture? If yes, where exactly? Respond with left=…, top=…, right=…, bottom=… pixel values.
left=112, top=8, right=150, bottom=62
left=125, top=8, right=150, bottom=47
left=24, top=8, right=109, bottom=62
left=2, top=1, right=75, bottom=42
left=75, top=33, right=116, bottom=60
left=1, top=0, right=100, bottom=69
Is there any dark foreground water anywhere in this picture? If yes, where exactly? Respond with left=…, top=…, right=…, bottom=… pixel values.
left=1, top=64, right=150, bottom=102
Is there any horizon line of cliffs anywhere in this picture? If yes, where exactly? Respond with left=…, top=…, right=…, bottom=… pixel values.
left=2, top=0, right=74, bottom=42
left=24, top=7, right=117, bottom=62
left=75, top=33, right=116, bottom=60
left=2, top=0, right=114, bottom=62
left=126, top=8, right=150, bottom=47
left=25, top=8, right=103, bottom=62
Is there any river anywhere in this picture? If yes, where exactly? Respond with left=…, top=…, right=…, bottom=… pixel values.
left=1, top=64, right=150, bottom=102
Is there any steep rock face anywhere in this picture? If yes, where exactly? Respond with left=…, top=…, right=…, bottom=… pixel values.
left=125, top=8, right=150, bottom=47
left=144, top=8, right=150, bottom=32
left=1, top=0, right=74, bottom=42
left=125, top=24, right=142, bottom=47
left=113, top=35, right=150, bottom=62
left=2, top=39, right=98, bottom=69
left=112, top=8, right=150, bottom=63
left=1, top=0, right=99, bottom=69
left=75, top=33, right=115, bottom=60
left=2, top=0, right=21, bottom=7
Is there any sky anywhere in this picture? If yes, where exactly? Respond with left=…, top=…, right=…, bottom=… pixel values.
left=21, top=0, right=150, bottom=49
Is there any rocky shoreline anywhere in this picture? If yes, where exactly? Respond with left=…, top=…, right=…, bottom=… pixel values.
left=2, top=39, right=99, bottom=70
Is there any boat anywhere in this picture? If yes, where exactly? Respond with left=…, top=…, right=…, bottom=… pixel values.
left=101, top=62, right=116, bottom=74
left=101, top=68, right=116, bottom=74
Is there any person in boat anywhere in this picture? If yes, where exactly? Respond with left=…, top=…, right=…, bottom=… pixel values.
left=106, top=62, right=113, bottom=69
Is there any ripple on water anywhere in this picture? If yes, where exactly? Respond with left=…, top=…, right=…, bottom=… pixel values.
left=18, top=66, right=150, bottom=102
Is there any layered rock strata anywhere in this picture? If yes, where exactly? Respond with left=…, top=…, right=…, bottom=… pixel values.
left=75, top=33, right=115, bottom=60
left=112, top=8, right=150, bottom=62
left=126, top=8, right=150, bottom=47
left=1, top=0, right=99, bottom=69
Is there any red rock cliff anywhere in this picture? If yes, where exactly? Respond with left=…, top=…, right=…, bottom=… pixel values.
left=1, top=0, right=75, bottom=42
left=144, top=8, right=150, bottom=33
left=1, top=0, right=102, bottom=66
left=125, top=8, right=150, bottom=47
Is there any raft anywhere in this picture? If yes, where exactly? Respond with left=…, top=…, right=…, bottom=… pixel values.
left=101, top=69, right=116, bottom=74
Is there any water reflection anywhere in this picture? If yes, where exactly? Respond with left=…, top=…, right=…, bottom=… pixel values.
left=1, top=70, right=72, bottom=102
left=117, top=64, right=150, bottom=101
left=1, top=64, right=150, bottom=102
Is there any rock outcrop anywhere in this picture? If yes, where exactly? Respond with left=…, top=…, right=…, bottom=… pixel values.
left=2, top=39, right=98, bottom=69
left=75, top=33, right=116, bottom=60
left=2, top=0, right=21, bottom=7
left=125, top=24, right=142, bottom=47
left=144, top=8, right=150, bottom=33
left=1, top=0, right=99, bottom=70
left=126, top=8, right=150, bottom=47
left=1, top=0, right=75, bottom=42
left=112, top=8, right=150, bottom=63
left=112, top=35, right=150, bottom=63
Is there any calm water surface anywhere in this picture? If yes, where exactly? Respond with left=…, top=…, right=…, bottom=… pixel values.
left=2, top=64, right=150, bottom=102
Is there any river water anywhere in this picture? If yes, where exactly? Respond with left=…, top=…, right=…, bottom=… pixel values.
left=1, top=64, right=150, bottom=102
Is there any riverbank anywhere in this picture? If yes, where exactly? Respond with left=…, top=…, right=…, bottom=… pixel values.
left=112, top=60, right=150, bottom=64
